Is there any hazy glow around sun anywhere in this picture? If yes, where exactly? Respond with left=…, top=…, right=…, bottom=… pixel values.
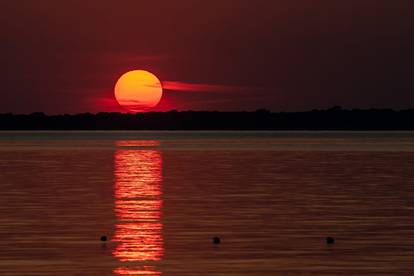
left=114, top=70, right=163, bottom=112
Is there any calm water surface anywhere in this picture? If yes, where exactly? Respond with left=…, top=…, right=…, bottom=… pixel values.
left=0, top=131, right=414, bottom=275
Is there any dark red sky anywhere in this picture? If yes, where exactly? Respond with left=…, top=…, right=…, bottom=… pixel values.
left=1, top=1, right=414, bottom=114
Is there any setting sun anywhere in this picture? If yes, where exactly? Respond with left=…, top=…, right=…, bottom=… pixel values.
left=114, top=70, right=163, bottom=112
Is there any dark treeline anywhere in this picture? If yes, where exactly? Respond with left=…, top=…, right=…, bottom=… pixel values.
left=1, top=107, right=414, bottom=130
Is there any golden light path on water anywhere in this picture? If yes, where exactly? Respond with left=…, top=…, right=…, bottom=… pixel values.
left=112, top=141, right=163, bottom=275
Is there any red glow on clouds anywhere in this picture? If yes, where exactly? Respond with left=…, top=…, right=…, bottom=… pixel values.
left=95, top=79, right=262, bottom=113
left=162, top=81, right=255, bottom=93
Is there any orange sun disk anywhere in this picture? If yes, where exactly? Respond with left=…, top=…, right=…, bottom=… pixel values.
left=114, top=70, right=163, bottom=112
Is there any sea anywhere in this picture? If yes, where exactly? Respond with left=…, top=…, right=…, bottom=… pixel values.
left=0, top=131, right=414, bottom=275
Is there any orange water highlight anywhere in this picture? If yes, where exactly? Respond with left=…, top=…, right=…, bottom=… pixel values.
left=113, top=141, right=164, bottom=274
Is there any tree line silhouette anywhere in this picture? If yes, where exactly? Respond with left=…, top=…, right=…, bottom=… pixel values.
left=1, top=107, right=414, bottom=130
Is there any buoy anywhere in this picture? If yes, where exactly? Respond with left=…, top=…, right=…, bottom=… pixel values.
left=100, top=235, right=108, bottom=242
left=326, top=236, right=335, bottom=244
left=213, top=236, right=221, bottom=244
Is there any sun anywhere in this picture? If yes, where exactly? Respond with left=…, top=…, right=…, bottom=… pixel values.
left=114, top=70, right=163, bottom=112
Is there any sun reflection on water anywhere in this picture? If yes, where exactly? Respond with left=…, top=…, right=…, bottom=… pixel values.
left=113, top=141, right=163, bottom=274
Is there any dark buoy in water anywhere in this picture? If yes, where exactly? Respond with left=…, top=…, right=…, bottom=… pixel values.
left=100, top=235, right=108, bottom=242
left=326, top=236, right=335, bottom=244
left=213, top=236, right=221, bottom=244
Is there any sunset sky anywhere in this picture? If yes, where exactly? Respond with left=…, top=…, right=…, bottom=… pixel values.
left=1, top=1, right=414, bottom=114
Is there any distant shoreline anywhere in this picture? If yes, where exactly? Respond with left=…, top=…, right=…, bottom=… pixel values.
left=1, top=108, right=414, bottom=130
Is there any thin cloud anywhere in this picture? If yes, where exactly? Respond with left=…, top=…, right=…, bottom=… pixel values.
left=162, top=81, right=261, bottom=93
